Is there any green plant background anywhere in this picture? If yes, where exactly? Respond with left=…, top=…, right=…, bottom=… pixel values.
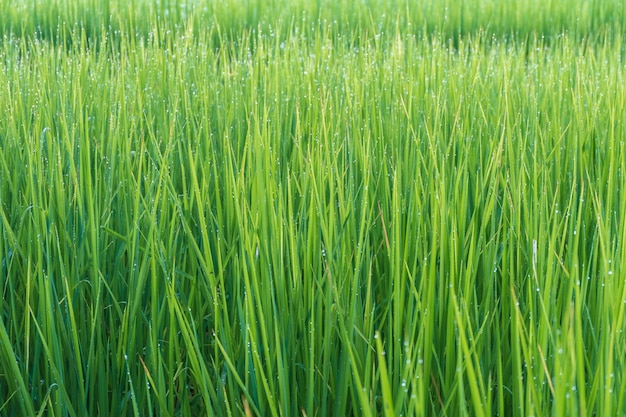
left=0, top=1, right=625, bottom=416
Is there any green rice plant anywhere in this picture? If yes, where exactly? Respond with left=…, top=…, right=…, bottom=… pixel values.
left=0, top=1, right=625, bottom=416
left=0, top=0, right=624, bottom=47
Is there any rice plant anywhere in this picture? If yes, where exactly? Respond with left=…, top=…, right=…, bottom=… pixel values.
left=0, top=0, right=625, bottom=416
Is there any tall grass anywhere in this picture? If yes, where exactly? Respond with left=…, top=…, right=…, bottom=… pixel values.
left=1, top=1, right=625, bottom=416
left=0, top=0, right=625, bottom=45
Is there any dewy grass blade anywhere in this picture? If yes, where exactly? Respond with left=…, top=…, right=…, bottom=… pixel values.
left=375, top=331, right=396, bottom=417
left=124, top=353, right=141, bottom=417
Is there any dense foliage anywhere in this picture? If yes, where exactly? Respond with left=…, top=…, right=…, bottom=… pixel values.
left=1, top=1, right=625, bottom=415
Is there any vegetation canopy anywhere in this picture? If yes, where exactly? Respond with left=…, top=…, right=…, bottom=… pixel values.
left=0, top=0, right=625, bottom=416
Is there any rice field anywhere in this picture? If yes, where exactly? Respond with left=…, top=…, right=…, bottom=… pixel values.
left=1, top=0, right=625, bottom=415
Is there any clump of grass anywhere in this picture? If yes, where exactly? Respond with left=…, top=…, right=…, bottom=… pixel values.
left=1, top=1, right=626, bottom=416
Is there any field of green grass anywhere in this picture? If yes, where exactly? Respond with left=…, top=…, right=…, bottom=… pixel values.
left=1, top=0, right=625, bottom=415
